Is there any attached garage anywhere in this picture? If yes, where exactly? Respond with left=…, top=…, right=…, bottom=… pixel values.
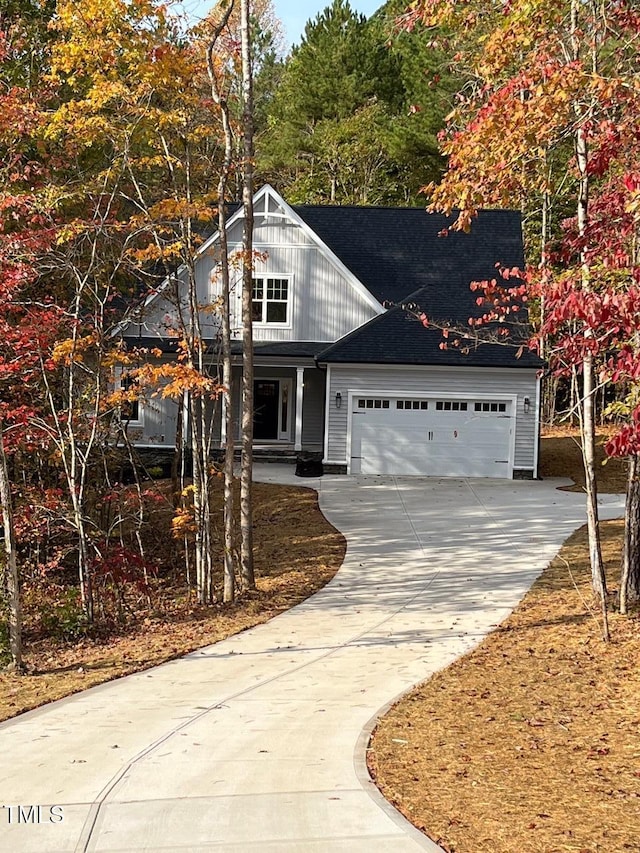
left=349, top=394, right=515, bottom=478
left=321, top=362, right=539, bottom=479
left=308, top=204, right=542, bottom=480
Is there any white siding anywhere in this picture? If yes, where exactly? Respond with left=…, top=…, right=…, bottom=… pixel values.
left=301, top=367, right=325, bottom=450
left=127, top=378, right=180, bottom=446
left=325, top=365, right=538, bottom=472
left=127, top=213, right=379, bottom=344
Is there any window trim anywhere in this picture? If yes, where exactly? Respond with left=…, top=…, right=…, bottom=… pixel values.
left=251, top=274, right=292, bottom=328
left=474, top=401, right=508, bottom=414
left=116, top=368, right=144, bottom=427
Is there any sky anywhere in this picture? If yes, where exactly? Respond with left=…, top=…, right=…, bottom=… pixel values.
left=273, top=0, right=382, bottom=48
left=182, top=1, right=383, bottom=50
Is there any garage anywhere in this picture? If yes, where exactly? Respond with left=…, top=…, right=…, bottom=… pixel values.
left=349, top=395, right=514, bottom=478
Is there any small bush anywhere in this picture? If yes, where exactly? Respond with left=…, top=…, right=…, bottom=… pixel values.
left=0, top=618, right=11, bottom=666
left=40, top=589, right=88, bottom=641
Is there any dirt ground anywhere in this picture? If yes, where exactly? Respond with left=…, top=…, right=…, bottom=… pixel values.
left=368, top=434, right=639, bottom=853
left=1, top=481, right=345, bottom=722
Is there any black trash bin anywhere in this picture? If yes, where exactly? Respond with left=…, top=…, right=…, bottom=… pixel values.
left=295, top=453, right=324, bottom=477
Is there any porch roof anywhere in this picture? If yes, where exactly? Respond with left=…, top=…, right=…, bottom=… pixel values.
left=119, top=336, right=329, bottom=360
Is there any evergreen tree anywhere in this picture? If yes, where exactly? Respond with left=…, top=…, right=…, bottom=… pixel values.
left=257, top=0, right=456, bottom=205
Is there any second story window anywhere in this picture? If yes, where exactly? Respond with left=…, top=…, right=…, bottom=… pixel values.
left=252, top=276, right=290, bottom=325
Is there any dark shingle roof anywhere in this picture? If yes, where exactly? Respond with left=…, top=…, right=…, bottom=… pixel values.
left=292, top=205, right=525, bottom=306
left=122, top=199, right=540, bottom=369
left=232, top=341, right=329, bottom=358
left=317, top=288, right=540, bottom=367
left=119, top=337, right=327, bottom=359
left=293, top=205, right=539, bottom=369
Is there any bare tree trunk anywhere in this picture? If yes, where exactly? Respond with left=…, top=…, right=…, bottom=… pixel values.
left=620, top=454, right=640, bottom=614
left=207, top=0, right=237, bottom=603
left=222, top=290, right=236, bottom=603
left=582, top=356, right=608, bottom=629
left=0, top=426, right=22, bottom=671
left=183, top=127, right=215, bottom=604
left=171, top=399, right=183, bottom=508
left=239, top=0, right=255, bottom=590
left=570, top=0, right=607, bottom=626
left=576, top=126, right=608, bottom=634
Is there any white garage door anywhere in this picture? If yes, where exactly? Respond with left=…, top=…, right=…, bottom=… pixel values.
left=350, top=396, right=513, bottom=478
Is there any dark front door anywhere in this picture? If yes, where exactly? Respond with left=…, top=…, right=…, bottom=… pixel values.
left=254, top=380, right=279, bottom=440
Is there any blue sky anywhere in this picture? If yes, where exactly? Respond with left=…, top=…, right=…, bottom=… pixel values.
left=182, top=1, right=383, bottom=50
left=273, top=1, right=382, bottom=47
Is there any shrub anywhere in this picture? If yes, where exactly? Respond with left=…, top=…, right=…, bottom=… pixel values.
left=40, top=589, right=88, bottom=641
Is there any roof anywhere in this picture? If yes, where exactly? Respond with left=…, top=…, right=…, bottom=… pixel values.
left=317, top=288, right=541, bottom=368
left=119, top=336, right=328, bottom=359
left=121, top=189, right=540, bottom=369
left=291, top=205, right=525, bottom=306
left=293, top=205, right=539, bottom=368
left=232, top=341, right=329, bottom=358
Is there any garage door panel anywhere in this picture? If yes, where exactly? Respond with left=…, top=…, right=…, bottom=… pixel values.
left=359, top=426, right=433, bottom=476
left=351, top=397, right=513, bottom=478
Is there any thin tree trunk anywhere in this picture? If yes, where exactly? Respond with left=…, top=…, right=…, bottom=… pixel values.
left=240, top=0, right=255, bottom=590
left=575, top=138, right=607, bottom=609
left=570, top=0, right=607, bottom=621
left=184, top=134, right=214, bottom=604
left=222, top=313, right=236, bottom=603
left=582, top=356, right=608, bottom=600
left=171, top=400, right=183, bottom=508
left=0, top=426, right=22, bottom=671
left=620, top=454, right=640, bottom=614
left=207, top=0, right=237, bottom=603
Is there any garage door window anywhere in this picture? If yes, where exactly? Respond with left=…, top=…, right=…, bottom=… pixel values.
left=397, top=400, right=428, bottom=410
left=435, top=400, right=468, bottom=412
left=357, top=398, right=390, bottom=409
left=474, top=402, right=507, bottom=413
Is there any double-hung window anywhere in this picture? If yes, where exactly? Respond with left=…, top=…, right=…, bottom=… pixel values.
left=117, top=370, right=142, bottom=425
left=252, top=276, right=290, bottom=325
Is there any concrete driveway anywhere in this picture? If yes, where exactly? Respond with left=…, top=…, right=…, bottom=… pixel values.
left=0, top=472, right=624, bottom=852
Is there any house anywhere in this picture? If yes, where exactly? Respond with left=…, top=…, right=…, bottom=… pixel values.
left=119, top=184, right=542, bottom=479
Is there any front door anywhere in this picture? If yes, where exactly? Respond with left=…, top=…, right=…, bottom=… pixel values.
left=254, top=380, right=280, bottom=440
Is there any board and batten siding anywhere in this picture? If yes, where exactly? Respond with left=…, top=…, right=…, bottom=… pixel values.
left=225, top=236, right=378, bottom=341
left=125, top=259, right=220, bottom=342
left=126, top=213, right=379, bottom=344
left=325, top=365, right=538, bottom=472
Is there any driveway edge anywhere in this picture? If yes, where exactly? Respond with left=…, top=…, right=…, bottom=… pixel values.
left=354, top=692, right=447, bottom=853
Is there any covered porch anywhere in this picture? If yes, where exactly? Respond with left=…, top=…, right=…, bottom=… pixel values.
left=221, top=357, right=326, bottom=455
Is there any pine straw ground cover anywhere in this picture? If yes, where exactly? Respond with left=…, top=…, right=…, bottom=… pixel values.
left=0, top=481, right=345, bottom=723
left=368, top=434, right=640, bottom=853
left=539, top=425, right=628, bottom=494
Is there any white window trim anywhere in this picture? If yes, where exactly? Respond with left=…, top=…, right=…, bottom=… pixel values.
left=251, top=274, right=292, bottom=328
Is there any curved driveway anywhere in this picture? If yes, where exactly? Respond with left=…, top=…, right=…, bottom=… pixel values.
left=0, top=471, right=624, bottom=852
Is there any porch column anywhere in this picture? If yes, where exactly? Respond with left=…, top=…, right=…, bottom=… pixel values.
left=295, top=367, right=304, bottom=452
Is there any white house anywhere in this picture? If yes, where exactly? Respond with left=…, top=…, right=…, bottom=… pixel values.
left=119, top=185, right=541, bottom=478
